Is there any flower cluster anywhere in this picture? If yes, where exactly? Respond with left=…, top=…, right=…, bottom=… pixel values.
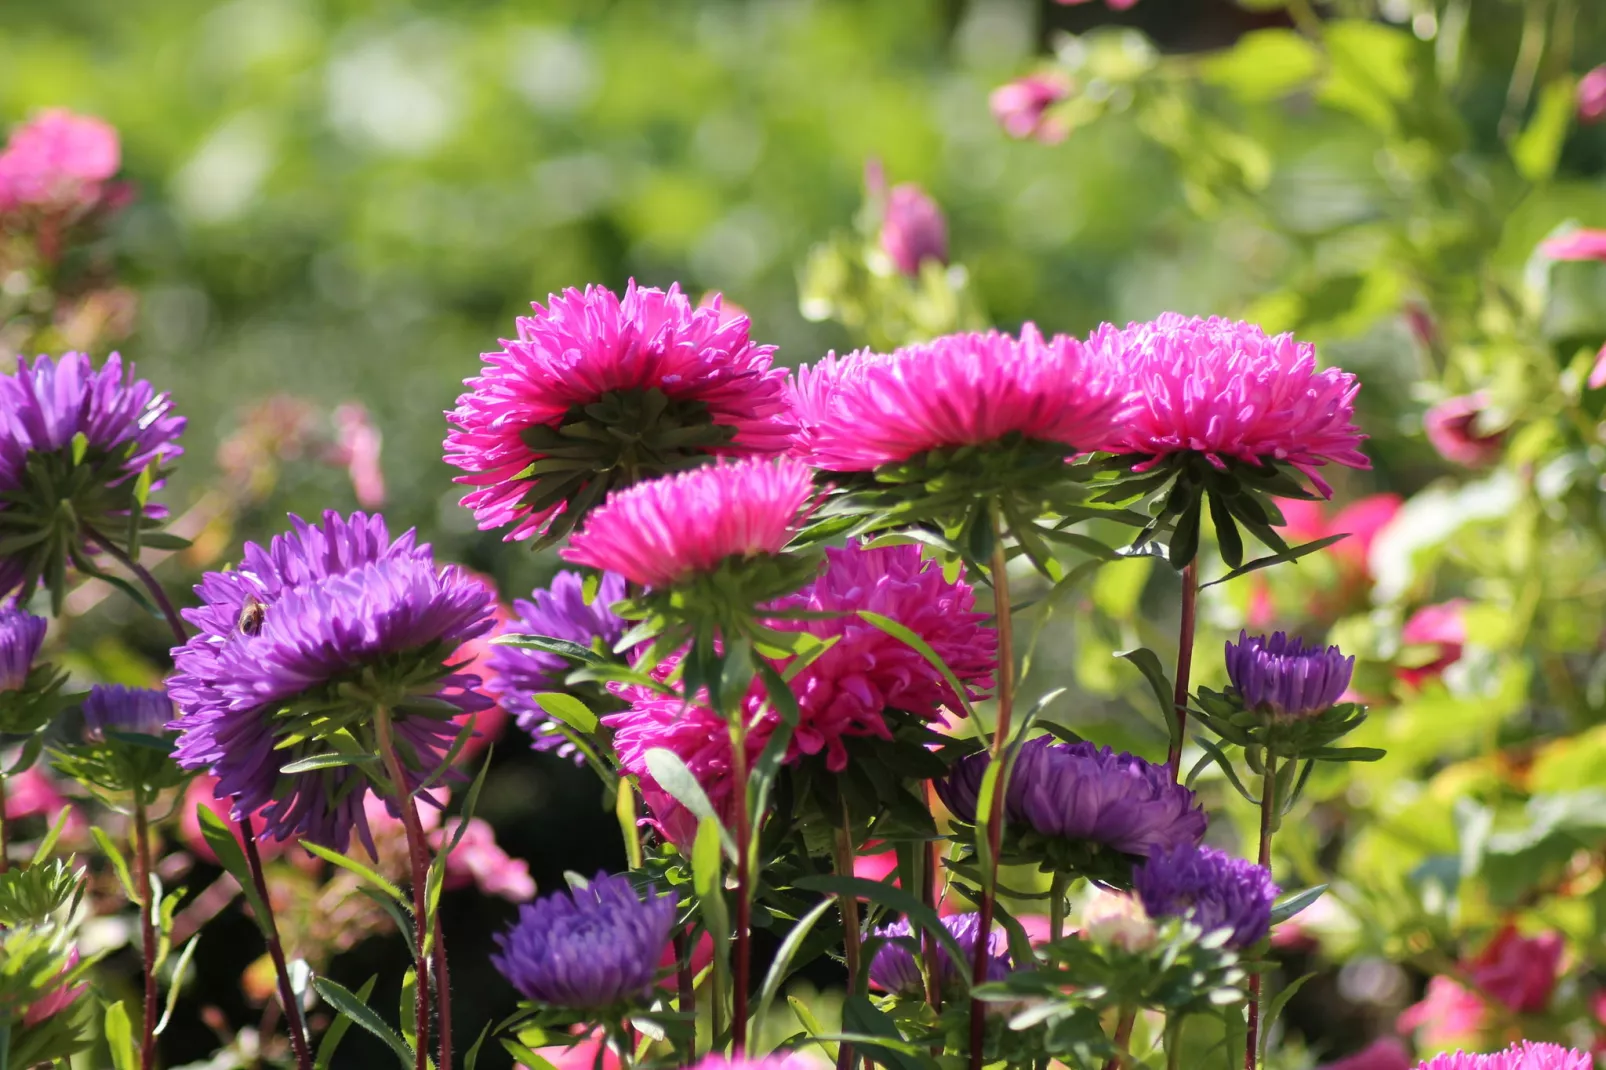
left=0, top=110, right=120, bottom=216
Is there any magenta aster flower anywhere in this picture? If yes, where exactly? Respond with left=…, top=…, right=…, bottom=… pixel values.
left=445, top=282, right=792, bottom=543
left=990, top=73, right=1072, bottom=143
left=561, top=455, right=820, bottom=590
left=1055, top=0, right=1140, bottom=8
left=1415, top=1044, right=1592, bottom=1070
left=686, top=1056, right=818, bottom=1070
left=606, top=541, right=994, bottom=838
left=167, top=511, right=496, bottom=852
left=1424, top=393, right=1504, bottom=468
left=0, top=109, right=119, bottom=214
left=0, top=353, right=184, bottom=608
left=1581, top=67, right=1606, bottom=124
left=790, top=327, right=1126, bottom=472
left=879, top=183, right=948, bottom=277
left=1088, top=314, right=1368, bottom=496
left=488, top=569, right=629, bottom=758
left=1540, top=229, right=1606, bottom=261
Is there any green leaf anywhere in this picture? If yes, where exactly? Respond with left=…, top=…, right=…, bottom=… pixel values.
left=1190, top=736, right=1260, bottom=805
left=91, top=827, right=139, bottom=904
left=1200, top=533, right=1349, bottom=589
left=858, top=611, right=975, bottom=720
left=156, top=935, right=201, bottom=1035
left=105, top=1001, right=137, bottom=1070
left=490, top=634, right=605, bottom=663
left=644, top=748, right=734, bottom=858
left=1513, top=77, right=1576, bottom=183
left=1261, top=971, right=1318, bottom=1064
left=794, top=875, right=971, bottom=992
left=1208, top=490, right=1244, bottom=569
left=533, top=692, right=598, bottom=734
left=138, top=531, right=194, bottom=551
left=787, top=995, right=836, bottom=1061
left=1269, top=884, right=1328, bottom=926
left=463, top=1022, right=492, bottom=1070
left=751, top=896, right=835, bottom=1033
left=195, top=806, right=274, bottom=938
left=314, top=976, right=377, bottom=1070
left=280, top=752, right=375, bottom=775
left=301, top=841, right=408, bottom=906
left=29, top=804, right=73, bottom=865
left=1116, top=647, right=1178, bottom=746
left=840, top=996, right=933, bottom=1070
left=1305, top=745, right=1386, bottom=762
left=312, top=976, right=413, bottom=1068
left=1201, top=28, right=1322, bottom=102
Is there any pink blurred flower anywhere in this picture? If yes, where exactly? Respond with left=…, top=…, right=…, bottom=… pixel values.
left=446, top=282, right=793, bottom=541
left=1580, top=67, right=1606, bottom=124
left=1424, top=394, right=1504, bottom=468
left=879, top=183, right=948, bottom=277
left=432, top=817, right=535, bottom=901
left=0, top=109, right=119, bottom=214
left=1397, top=600, right=1468, bottom=689
left=178, top=775, right=291, bottom=864
left=449, top=572, right=514, bottom=764
left=991, top=74, right=1072, bottom=142
left=1316, top=1040, right=1412, bottom=1070
left=1056, top=0, right=1140, bottom=7
left=329, top=403, right=385, bottom=508
left=698, top=292, right=749, bottom=326
left=790, top=328, right=1125, bottom=472
left=562, top=456, right=820, bottom=589
left=686, top=1056, right=819, bottom=1070
left=1088, top=314, right=1369, bottom=497
left=854, top=843, right=899, bottom=883
left=1249, top=493, right=1402, bottom=627
left=1540, top=229, right=1606, bottom=261
left=657, top=929, right=714, bottom=988
left=1398, top=976, right=1486, bottom=1050
left=523, top=1029, right=622, bottom=1070
left=1470, top=926, right=1563, bottom=1014
left=22, top=948, right=85, bottom=1027
left=1588, top=345, right=1606, bottom=391
left=7, top=767, right=80, bottom=829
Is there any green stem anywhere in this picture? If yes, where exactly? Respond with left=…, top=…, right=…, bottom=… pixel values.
left=730, top=713, right=751, bottom=1056
left=832, top=802, right=860, bottom=1070
left=1167, top=561, right=1198, bottom=782
left=1102, top=1008, right=1136, bottom=1070
left=1165, top=1017, right=1183, bottom=1070
left=1245, top=752, right=1279, bottom=1070
left=0, top=770, right=9, bottom=875
left=969, top=520, right=1016, bottom=1070
left=135, top=798, right=159, bottom=1070
left=375, top=706, right=432, bottom=1070
left=1049, top=873, right=1068, bottom=945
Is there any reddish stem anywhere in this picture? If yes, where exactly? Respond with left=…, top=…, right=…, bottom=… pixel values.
left=1245, top=754, right=1279, bottom=1070
left=376, top=708, right=432, bottom=1070
left=731, top=719, right=751, bottom=1055
left=136, top=800, right=159, bottom=1070
left=240, top=816, right=313, bottom=1070
left=1167, top=561, right=1199, bottom=781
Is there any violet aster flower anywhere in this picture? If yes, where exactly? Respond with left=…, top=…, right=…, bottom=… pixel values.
left=445, top=282, right=793, bottom=544
left=1133, top=844, right=1278, bottom=949
left=487, top=569, right=628, bottom=758
left=82, top=684, right=173, bottom=738
left=869, top=912, right=1010, bottom=995
left=1087, top=314, right=1368, bottom=497
left=879, top=183, right=948, bottom=277
left=990, top=73, right=1072, bottom=142
left=1579, top=66, right=1606, bottom=124
left=561, top=455, right=820, bottom=590
left=937, top=738, right=1206, bottom=860
left=0, top=109, right=119, bottom=214
left=167, top=511, right=496, bottom=852
left=790, top=327, right=1126, bottom=473
left=0, top=353, right=185, bottom=609
left=492, top=871, right=676, bottom=1008
left=1225, top=631, right=1353, bottom=719
left=0, top=603, right=46, bottom=693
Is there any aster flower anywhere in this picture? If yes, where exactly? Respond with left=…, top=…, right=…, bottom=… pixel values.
left=56, top=685, right=184, bottom=799
left=991, top=73, right=1072, bottom=142
left=1398, top=601, right=1468, bottom=689
left=791, top=328, right=1125, bottom=475
left=1055, top=0, right=1141, bottom=8
left=81, top=684, right=173, bottom=738
left=1225, top=632, right=1353, bottom=719
left=879, top=183, right=948, bottom=277
left=1415, top=1044, right=1593, bottom=1070
left=0, top=110, right=119, bottom=215
left=1133, top=844, right=1278, bottom=949
left=0, top=603, right=45, bottom=693
left=938, top=738, right=1205, bottom=877
left=1581, top=67, right=1606, bottom=124
left=869, top=912, right=1010, bottom=995
left=487, top=570, right=628, bottom=758
left=684, top=1056, right=819, bottom=1070
left=1315, top=1039, right=1411, bottom=1070
left=1539, top=229, right=1606, bottom=261
left=167, top=511, right=496, bottom=852
left=1424, top=394, right=1504, bottom=468
left=605, top=541, right=994, bottom=839
left=0, top=353, right=185, bottom=611
left=492, top=872, right=676, bottom=1009
left=445, top=281, right=793, bottom=544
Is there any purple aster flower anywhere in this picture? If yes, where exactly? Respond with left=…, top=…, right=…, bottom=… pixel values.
left=1133, top=844, right=1278, bottom=949
left=492, top=871, right=676, bottom=1008
left=486, top=569, right=628, bottom=758
left=1225, top=631, right=1353, bottom=719
left=869, top=912, right=1009, bottom=996
left=937, top=738, right=1206, bottom=859
left=167, top=511, right=496, bottom=853
left=0, top=602, right=46, bottom=692
left=82, top=684, right=173, bottom=738
left=0, top=353, right=185, bottom=607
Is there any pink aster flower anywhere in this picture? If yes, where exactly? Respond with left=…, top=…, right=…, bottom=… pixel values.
left=1398, top=976, right=1486, bottom=1051
left=22, top=947, right=86, bottom=1028
left=0, top=109, right=120, bottom=214
left=1581, top=67, right=1606, bottom=124
left=605, top=541, right=995, bottom=840
left=790, top=327, right=1126, bottom=472
left=1317, top=1040, right=1412, bottom=1070
left=1416, top=1043, right=1593, bottom=1070
left=1056, top=0, right=1141, bottom=10
left=879, top=183, right=948, bottom=277
left=433, top=817, right=536, bottom=902
left=561, top=455, right=820, bottom=589
left=1470, top=926, right=1563, bottom=1014
left=445, top=282, right=792, bottom=542
left=1539, top=229, right=1606, bottom=261
left=1398, top=600, right=1468, bottom=690
left=990, top=73, right=1073, bottom=143
left=329, top=403, right=386, bottom=507
left=1088, top=314, right=1369, bottom=496
left=1424, top=394, right=1504, bottom=468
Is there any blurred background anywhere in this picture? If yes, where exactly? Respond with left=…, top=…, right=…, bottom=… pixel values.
left=8, top=0, right=1606, bottom=1065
